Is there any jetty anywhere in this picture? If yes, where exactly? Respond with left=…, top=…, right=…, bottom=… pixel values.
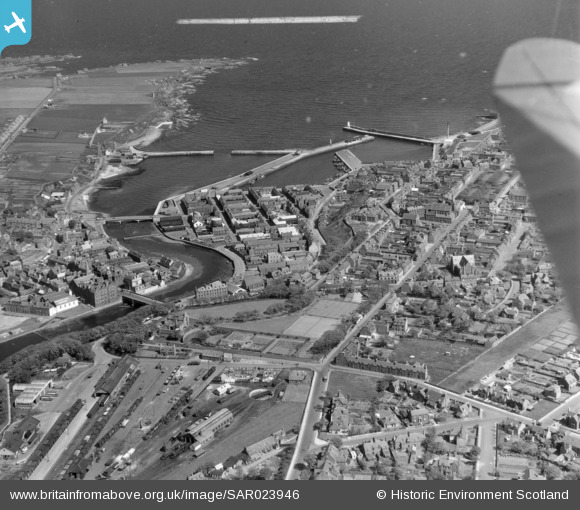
left=343, top=123, right=436, bottom=145
left=129, top=147, right=214, bottom=158
left=231, top=150, right=298, bottom=155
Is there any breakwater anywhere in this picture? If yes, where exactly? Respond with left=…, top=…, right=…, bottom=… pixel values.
left=231, top=150, right=298, bottom=155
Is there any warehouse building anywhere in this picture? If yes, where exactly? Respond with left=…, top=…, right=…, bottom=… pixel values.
left=93, top=355, right=138, bottom=397
left=177, top=408, right=234, bottom=447
left=13, top=380, right=53, bottom=409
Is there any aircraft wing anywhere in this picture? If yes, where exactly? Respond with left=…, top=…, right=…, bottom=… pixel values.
left=493, top=38, right=580, bottom=320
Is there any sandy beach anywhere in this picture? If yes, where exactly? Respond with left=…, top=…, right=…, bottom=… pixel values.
left=126, top=126, right=164, bottom=148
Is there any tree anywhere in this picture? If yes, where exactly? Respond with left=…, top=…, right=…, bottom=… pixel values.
left=421, top=427, right=438, bottom=453
left=543, top=464, right=562, bottom=480
left=392, top=466, right=405, bottom=480
left=466, top=445, right=481, bottom=461
left=303, top=453, right=318, bottom=470
left=198, top=314, right=216, bottom=325
left=189, top=330, right=209, bottom=343
left=328, top=436, right=343, bottom=448
left=563, top=470, right=580, bottom=480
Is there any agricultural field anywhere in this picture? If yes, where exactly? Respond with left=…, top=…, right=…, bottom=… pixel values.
left=16, top=130, right=89, bottom=145
left=0, top=108, right=33, bottom=125
left=59, top=89, right=153, bottom=105
left=28, top=104, right=153, bottom=132
left=0, top=85, right=51, bottom=109
left=6, top=150, right=81, bottom=181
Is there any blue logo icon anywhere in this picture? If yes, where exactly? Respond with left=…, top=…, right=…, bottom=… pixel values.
left=1, top=0, right=31, bottom=54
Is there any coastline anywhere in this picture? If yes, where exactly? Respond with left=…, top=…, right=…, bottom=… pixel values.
left=126, top=126, right=164, bottom=148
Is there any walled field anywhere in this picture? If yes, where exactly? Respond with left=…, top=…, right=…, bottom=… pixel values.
left=266, top=339, right=302, bottom=356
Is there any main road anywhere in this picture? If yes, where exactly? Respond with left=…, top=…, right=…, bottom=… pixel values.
left=287, top=208, right=472, bottom=478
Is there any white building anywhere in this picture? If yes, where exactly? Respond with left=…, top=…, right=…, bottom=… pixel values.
left=13, top=380, right=53, bottom=409
left=213, top=383, right=232, bottom=396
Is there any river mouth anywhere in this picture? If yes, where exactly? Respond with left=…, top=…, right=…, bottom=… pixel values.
left=103, top=222, right=234, bottom=302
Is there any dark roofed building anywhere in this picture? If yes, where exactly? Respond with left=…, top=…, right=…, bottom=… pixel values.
left=93, top=355, right=137, bottom=397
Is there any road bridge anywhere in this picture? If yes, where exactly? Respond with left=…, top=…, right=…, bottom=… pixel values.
left=104, top=215, right=161, bottom=224
left=121, top=291, right=164, bottom=307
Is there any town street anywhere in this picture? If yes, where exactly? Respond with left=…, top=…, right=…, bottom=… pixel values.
left=477, top=413, right=499, bottom=480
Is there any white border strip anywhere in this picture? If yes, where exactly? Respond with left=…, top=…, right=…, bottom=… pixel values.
left=177, top=16, right=362, bottom=25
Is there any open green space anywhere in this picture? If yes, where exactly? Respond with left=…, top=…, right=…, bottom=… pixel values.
left=220, top=315, right=300, bottom=336
left=389, top=337, right=485, bottom=385
left=185, top=299, right=285, bottom=321
left=457, top=169, right=510, bottom=204
left=307, top=298, right=359, bottom=319
left=327, top=370, right=379, bottom=400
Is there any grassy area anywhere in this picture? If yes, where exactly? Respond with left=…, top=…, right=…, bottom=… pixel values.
left=219, top=315, right=300, bottom=336
left=439, top=300, right=573, bottom=393
left=327, top=370, right=380, bottom=400
left=185, top=299, right=285, bottom=321
left=389, top=338, right=485, bottom=385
